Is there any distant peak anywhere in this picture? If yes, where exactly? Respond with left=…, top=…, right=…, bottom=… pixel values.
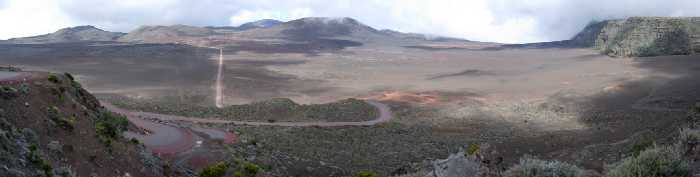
left=297, top=17, right=361, bottom=25
left=239, top=19, right=283, bottom=29
left=61, top=25, right=103, bottom=31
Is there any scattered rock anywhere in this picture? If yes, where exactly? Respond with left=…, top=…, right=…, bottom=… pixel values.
left=48, top=141, right=62, bottom=153
left=431, top=152, right=481, bottom=177
left=53, top=166, right=76, bottom=177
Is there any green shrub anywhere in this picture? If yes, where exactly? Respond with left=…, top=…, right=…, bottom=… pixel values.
left=0, top=86, right=18, bottom=99
left=95, top=122, right=118, bottom=139
left=18, top=83, right=30, bottom=94
left=63, top=72, right=74, bottom=81
left=677, top=128, right=700, bottom=154
left=628, top=138, right=655, bottom=157
left=48, top=106, right=79, bottom=132
left=26, top=144, right=52, bottom=176
left=71, top=81, right=82, bottom=89
left=57, top=116, right=76, bottom=132
left=689, top=103, right=700, bottom=128
left=199, top=162, right=229, bottom=177
left=467, top=143, right=480, bottom=155
left=47, top=106, right=61, bottom=120
left=606, top=146, right=689, bottom=177
left=343, top=171, right=380, bottom=177
left=94, top=111, right=128, bottom=146
left=47, top=74, right=60, bottom=84
left=504, top=156, right=584, bottom=177
left=242, top=162, right=260, bottom=176
left=231, top=172, right=245, bottom=177
left=129, top=138, right=141, bottom=145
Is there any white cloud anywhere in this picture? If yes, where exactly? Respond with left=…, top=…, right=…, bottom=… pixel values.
left=1, top=0, right=699, bottom=43
left=228, top=8, right=312, bottom=26
left=0, top=0, right=75, bottom=39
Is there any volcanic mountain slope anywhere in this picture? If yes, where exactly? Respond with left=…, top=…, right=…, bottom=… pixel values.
left=379, top=29, right=470, bottom=42
left=509, top=17, right=700, bottom=57
left=233, top=17, right=396, bottom=42
left=572, top=17, right=700, bottom=57
left=3, top=26, right=125, bottom=44
left=117, top=25, right=217, bottom=45
left=205, top=19, right=283, bottom=33
left=237, top=19, right=283, bottom=30
left=4, top=17, right=465, bottom=48
left=0, top=72, right=182, bottom=177
left=120, top=17, right=459, bottom=47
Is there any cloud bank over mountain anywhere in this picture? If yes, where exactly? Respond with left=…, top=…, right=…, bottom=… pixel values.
left=1, top=0, right=699, bottom=43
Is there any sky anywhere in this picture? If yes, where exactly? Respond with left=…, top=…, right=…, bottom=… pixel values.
left=1, top=0, right=699, bottom=43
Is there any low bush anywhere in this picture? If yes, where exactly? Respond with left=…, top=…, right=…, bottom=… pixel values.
left=677, top=128, right=700, bottom=155
left=0, top=86, right=18, bottom=99
left=199, top=162, right=229, bottom=177
left=467, top=143, right=480, bottom=155
left=63, top=72, right=74, bottom=81
left=606, top=146, right=689, bottom=177
left=18, top=83, right=30, bottom=94
left=129, top=138, right=141, bottom=145
left=242, top=162, right=260, bottom=176
left=503, top=156, right=584, bottom=177
left=47, top=106, right=61, bottom=120
left=95, top=111, right=128, bottom=145
left=343, top=171, right=380, bottom=177
left=47, top=74, right=60, bottom=84
left=47, top=106, right=75, bottom=131
left=27, top=144, right=53, bottom=176
left=56, top=116, right=76, bottom=132
left=628, top=138, right=655, bottom=157
left=689, top=103, right=700, bottom=128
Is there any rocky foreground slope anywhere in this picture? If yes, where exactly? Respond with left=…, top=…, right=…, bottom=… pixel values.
left=0, top=72, right=184, bottom=177
left=571, top=17, right=700, bottom=57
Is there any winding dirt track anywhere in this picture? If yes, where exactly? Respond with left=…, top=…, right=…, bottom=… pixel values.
left=102, top=100, right=393, bottom=127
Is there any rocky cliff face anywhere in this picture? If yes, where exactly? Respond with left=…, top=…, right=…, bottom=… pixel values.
left=572, top=17, right=700, bottom=57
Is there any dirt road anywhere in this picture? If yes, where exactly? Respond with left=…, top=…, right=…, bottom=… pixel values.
left=214, top=48, right=224, bottom=108
left=102, top=100, right=393, bottom=127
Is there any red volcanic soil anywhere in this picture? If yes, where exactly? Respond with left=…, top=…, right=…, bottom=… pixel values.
left=361, top=91, right=441, bottom=104
left=360, top=90, right=485, bottom=105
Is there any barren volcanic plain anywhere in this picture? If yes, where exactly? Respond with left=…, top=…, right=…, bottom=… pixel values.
left=2, top=17, right=699, bottom=176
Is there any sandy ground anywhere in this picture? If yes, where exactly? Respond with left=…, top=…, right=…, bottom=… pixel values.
left=0, top=43, right=681, bottom=132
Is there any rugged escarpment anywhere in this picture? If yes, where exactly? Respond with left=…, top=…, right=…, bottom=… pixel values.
left=572, top=17, right=700, bottom=57
left=0, top=72, right=177, bottom=177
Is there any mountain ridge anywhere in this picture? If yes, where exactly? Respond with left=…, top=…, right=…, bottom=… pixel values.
left=4, top=25, right=125, bottom=44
